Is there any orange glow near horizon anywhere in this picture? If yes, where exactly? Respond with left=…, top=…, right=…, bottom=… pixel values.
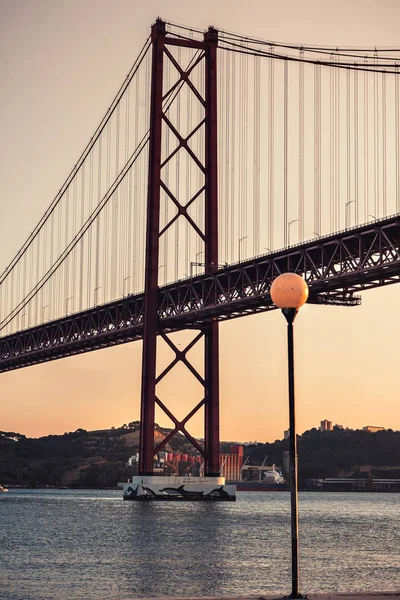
left=1, top=0, right=400, bottom=442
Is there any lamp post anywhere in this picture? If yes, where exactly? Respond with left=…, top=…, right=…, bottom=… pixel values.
left=288, top=220, right=299, bottom=247
left=94, top=286, right=102, bottom=306
left=238, top=236, right=248, bottom=262
left=43, top=304, right=50, bottom=322
left=345, top=200, right=355, bottom=228
left=66, top=295, right=74, bottom=316
left=123, top=276, right=132, bottom=296
left=270, top=272, right=309, bottom=599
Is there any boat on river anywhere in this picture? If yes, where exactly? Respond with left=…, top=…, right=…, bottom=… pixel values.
left=236, top=468, right=289, bottom=491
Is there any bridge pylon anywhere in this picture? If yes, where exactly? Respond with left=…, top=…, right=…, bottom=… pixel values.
left=139, top=20, right=221, bottom=477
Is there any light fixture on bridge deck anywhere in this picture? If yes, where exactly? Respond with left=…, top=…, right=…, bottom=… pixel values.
left=270, top=272, right=308, bottom=599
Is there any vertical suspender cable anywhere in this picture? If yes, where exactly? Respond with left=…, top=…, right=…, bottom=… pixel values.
left=42, top=208, right=48, bottom=320
left=218, top=49, right=223, bottom=262
left=50, top=211, right=54, bottom=318
left=175, top=47, right=181, bottom=281
left=382, top=70, right=387, bottom=216
left=88, top=150, right=94, bottom=305
left=364, top=58, right=369, bottom=221
left=134, top=67, right=140, bottom=291
left=346, top=68, right=351, bottom=227
left=113, top=104, right=121, bottom=298
left=185, top=52, right=191, bottom=276
left=336, top=54, right=340, bottom=230
left=330, top=55, right=334, bottom=232
left=79, top=163, right=85, bottom=310
left=238, top=51, right=244, bottom=255
left=268, top=46, right=274, bottom=249
left=253, top=55, right=260, bottom=256
left=243, top=47, right=248, bottom=259
left=72, top=175, right=77, bottom=313
left=164, top=56, right=170, bottom=283
left=396, top=65, right=400, bottom=213
left=57, top=197, right=63, bottom=316
left=224, top=50, right=230, bottom=263
left=104, top=120, right=111, bottom=301
left=354, top=69, right=359, bottom=225
left=125, top=84, right=132, bottom=290
left=230, top=52, right=236, bottom=262
left=374, top=51, right=379, bottom=218
left=123, top=83, right=130, bottom=290
left=284, top=59, right=288, bottom=247
left=314, top=63, right=321, bottom=236
left=35, top=217, right=40, bottom=325
left=299, top=50, right=304, bottom=242
left=95, top=137, right=102, bottom=301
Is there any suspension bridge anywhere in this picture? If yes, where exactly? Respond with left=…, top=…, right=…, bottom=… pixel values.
left=1, top=19, right=399, bottom=476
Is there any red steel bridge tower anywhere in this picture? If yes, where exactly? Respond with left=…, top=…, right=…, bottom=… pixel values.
left=139, top=20, right=220, bottom=477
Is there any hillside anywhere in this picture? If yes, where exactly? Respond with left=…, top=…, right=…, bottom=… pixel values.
left=244, top=427, right=400, bottom=480
left=1, top=425, right=400, bottom=487
left=0, top=423, right=193, bottom=488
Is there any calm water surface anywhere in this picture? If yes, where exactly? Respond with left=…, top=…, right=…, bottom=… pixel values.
left=1, top=490, right=399, bottom=599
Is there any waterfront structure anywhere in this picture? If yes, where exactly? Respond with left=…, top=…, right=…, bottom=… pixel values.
left=220, top=446, right=244, bottom=481
left=120, top=476, right=236, bottom=501
left=312, top=477, right=400, bottom=492
left=363, top=426, right=386, bottom=433
left=320, top=420, right=333, bottom=432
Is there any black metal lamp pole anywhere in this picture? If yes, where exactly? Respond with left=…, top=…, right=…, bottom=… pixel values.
left=283, top=307, right=303, bottom=599
left=270, top=272, right=308, bottom=599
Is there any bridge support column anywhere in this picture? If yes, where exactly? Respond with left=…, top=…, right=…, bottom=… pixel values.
left=139, top=19, right=165, bottom=476
left=204, top=26, right=220, bottom=476
left=204, top=320, right=220, bottom=475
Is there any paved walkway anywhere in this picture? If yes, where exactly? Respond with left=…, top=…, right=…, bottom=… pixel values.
left=128, top=594, right=400, bottom=600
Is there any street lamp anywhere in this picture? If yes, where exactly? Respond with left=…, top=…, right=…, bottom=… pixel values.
left=270, top=272, right=309, bottom=599
left=288, top=220, right=299, bottom=247
left=238, top=236, right=248, bottom=262
left=66, top=296, right=74, bottom=315
left=94, top=286, right=102, bottom=306
left=122, top=276, right=132, bottom=296
left=345, top=200, right=355, bottom=228
left=43, top=305, right=50, bottom=322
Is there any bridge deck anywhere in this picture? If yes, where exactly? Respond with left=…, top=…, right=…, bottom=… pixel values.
left=1, top=214, right=399, bottom=373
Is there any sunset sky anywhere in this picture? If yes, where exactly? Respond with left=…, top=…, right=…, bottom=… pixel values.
left=1, top=0, right=399, bottom=443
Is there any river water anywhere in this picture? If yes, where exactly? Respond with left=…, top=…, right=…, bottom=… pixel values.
left=1, top=489, right=399, bottom=599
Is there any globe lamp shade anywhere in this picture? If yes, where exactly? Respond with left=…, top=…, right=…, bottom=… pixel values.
left=270, top=273, right=309, bottom=309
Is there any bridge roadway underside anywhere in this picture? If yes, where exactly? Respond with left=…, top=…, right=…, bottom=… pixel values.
left=1, top=215, right=399, bottom=373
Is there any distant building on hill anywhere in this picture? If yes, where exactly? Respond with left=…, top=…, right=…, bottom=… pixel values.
left=320, top=419, right=333, bottom=431
left=363, top=425, right=386, bottom=433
